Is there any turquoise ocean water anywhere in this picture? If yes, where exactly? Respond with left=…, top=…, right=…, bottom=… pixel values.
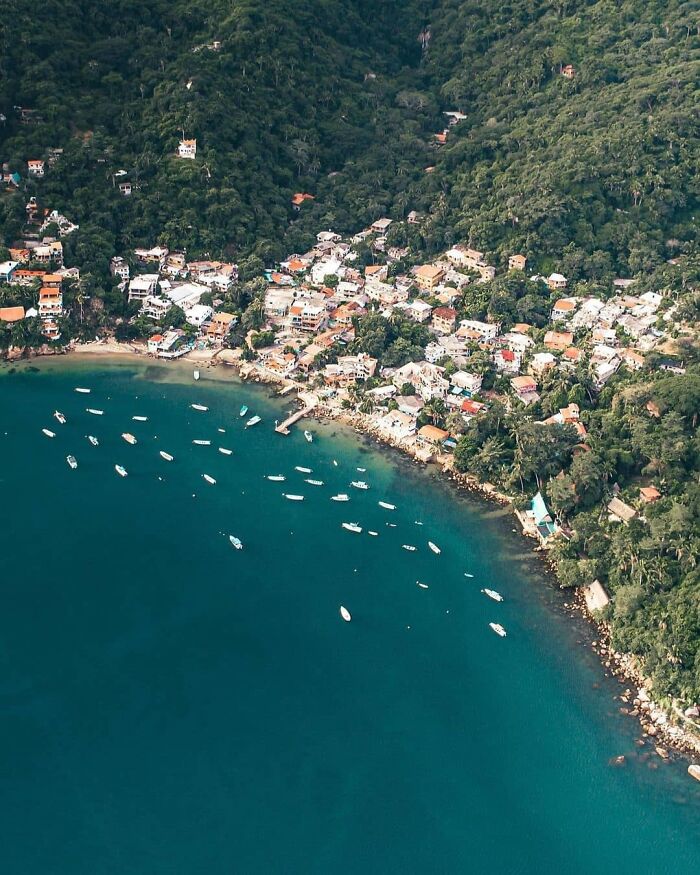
left=1, top=358, right=698, bottom=874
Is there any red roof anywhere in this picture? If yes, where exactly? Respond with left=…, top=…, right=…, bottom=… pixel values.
left=499, top=349, right=515, bottom=361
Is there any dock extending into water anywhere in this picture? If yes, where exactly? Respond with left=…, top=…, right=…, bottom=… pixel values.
left=275, top=405, right=315, bottom=435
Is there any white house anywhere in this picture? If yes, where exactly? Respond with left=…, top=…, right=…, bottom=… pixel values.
left=166, top=282, right=209, bottom=310
left=458, top=319, right=500, bottom=341
left=311, top=257, right=342, bottom=285
left=451, top=370, right=483, bottom=396
left=128, top=274, right=159, bottom=303
left=110, top=256, right=130, bottom=280
left=177, top=139, right=197, bottom=159
left=186, top=304, right=214, bottom=328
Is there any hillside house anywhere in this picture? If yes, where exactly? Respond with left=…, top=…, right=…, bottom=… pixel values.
left=370, top=218, right=393, bottom=233
left=511, top=375, right=539, bottom=404
left=291, top=192, right=314, bottom=209
left=530, top=352, right=556, bottom=377
left=551, top=298, right=577, bottom=321
left=451, top=370, right=482, bottom=396
left=185, top=304, right=213, bottom=328
left=0, top=261, right=18, bottom=283
left=392, top=361, right=449, bottom=401
left=546, top=273, right=568, bottom=291
left=561, top=64, right=576, bottom=79
left=508, top=254, right=527, bottom=271
left=607, top=497, right=637, bottom=524
left=177, top=139, right=197, bottom=159
left=323, top=353, right=378, bottom=386
left=458, top=319, right=500, bottom=342
left=128, top=274, right=159, bottom=303
left=414, top=264, right=445, bottom=290
left=110, top=256, right=130, bottom=280
left=494, top=348, right=521, bottom=374
left=431, top=307, right=457, bottom=334
left=0, top=306, right=25, bottom=323
left=27, top=159, right=45, bottom=177
left=544, top=330, right=574, bottom=352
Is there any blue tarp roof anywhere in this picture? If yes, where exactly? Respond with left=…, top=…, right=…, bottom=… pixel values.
left=531, top=491, right=552, bottom=526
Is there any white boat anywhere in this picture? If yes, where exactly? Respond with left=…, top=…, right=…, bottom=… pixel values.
left=266, top=475, right=286, bottom=482
left=489, top=622, right=507, bottom=638
left=428, top=541, right=441, bottom=555
left=402, top=544, right=417, bottom=552
left=202, top=474, right=217, bottom=485
left=367, top=531, right=378, bottom=537
left=387, top=523, right=397, bottom=528
left=283, top=494, right=304, bottom=501
left=193, top=370, right=200, bottom=381
left=482, top=588, right=503, bottom=602
left=191, top=403, right=208, bottom=412
left=332, top=459, right=338, bottom=466
left=74, top=387, right=91, bottom=394
left=115, top=464, right=128, bottom=477
left=356, top=467, right=366, bottom=472
left=54, top=410, right=67, bottom=424
left=132, top=415, right=148, bottom=422
left=304, top=430, right=313, bottom=443
left=122, top=432, right=137, bottom=445
left=304, top=478, right=323, bottom=486
left=86, top=408, right=104, bottom=415
left=245, top=415, right=261, bottom=427
left=417, top=581, right=429, bottom=589
left=218, top=447, right=233, bottom=455
left=378, top=501, right=396, bottom=510
left=341, top=522, right=362, bottom=533
left=239, top=405, right=248, bottom=417
left=217, top=428, right=226, bottom=433
left=295, top=466, right=312, bottom=473
left=42, top=428, right=56, bottom=438
left=350, top=480, right=369, bottom=490
left=66, top=455, right=78, bottom=469
left=414, top=520, right=423, bottom=526
left=159, top=451, right=174, bottom=461
left=331, top=494, right=350, bottom=502
left=340, top=605, right=352, bottom=622
left=464, top=572, right=474, bottom=578
left=192, top=439, right=211, bottom=445
left=229, top=535, right=243, bottom=550
left=87, top=435, right=99, bottom=446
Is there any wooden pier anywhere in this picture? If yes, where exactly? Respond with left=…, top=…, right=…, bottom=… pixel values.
left=275, top=405, right=315, bottom=435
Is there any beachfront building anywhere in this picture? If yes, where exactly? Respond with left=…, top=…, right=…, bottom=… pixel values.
left=128, top=274, right=159, bottom=303
left=323, top=353, right=378, bottom=386
left=185, top=304, right=213, bottom=328
left=392, top=361, right=449, bottom=401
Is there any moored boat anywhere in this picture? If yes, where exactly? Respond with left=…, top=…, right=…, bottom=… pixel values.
left=367, top=531, right=378, bottom=537
left=417, top=581, right=429, bottom=589
left=86, top=408, right=104, bottom=415
left=283, top=493, right=304, bottom=501
left=402, top=544, right=417, bottom=552
left=192, top=439, right=211, bottom=445
left=356, top=467, right=366, bottom=472
left=239, top=405, right=248, bottom=417
left=464, top=572, right=474, bottom=578
left=74, top=387, right=91, bottom=394
left=229, top=535, right=243, bottom=550
left=482, top=588, right=503, bottom=602
left=341, top=522, right=362, bottom=533
left=202, top=474, right=217, bottom=485
left=266, top=474, right=286, bottom=481
left=54, top=410, right=67, bottom=424
left=378, top=501, right=396, bottom=510
left=218, top=447, right=233, bottom=455
left=304, top=430, right=313, bottom=443
left=304, top=478, right=323, bottom=486
left=191, top=403, right=208, bottom=412
left=340, top=605, right=352, bottom=622
left=350, top=480, right=369, bottom=490
left=332, top=459, right=338, bottom=466
left=66, top=455, right=78, bottom=469
left=428, top=541, right=441, bottom=555
left=489, top=622, right=507, bottom=637
left=115, top=464, right=128, bottom=477
left=132, top=415, right=148, bottom=422
left=121, top=432, right=137, bottom=445
left=159, top=450, right=174, bottom=461
left=193, top=370, right=200, bottom=381
left=331, top=493, right=349, bottom=502
left=42, top=428, right=56, bottom=438
left=295, top=466, right=312, bottom=473
left=87, top=435, right=99, bottom=446
left=245, top=415, right=261, bottom=427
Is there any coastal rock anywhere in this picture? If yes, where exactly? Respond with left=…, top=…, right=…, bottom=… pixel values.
left=689, top=765, right=700, bottom=782
left=683, top=705, right=700, bottom=719
left=609, top=755, right=626, bottom=767
left=655, top=746, right=669, bottom=760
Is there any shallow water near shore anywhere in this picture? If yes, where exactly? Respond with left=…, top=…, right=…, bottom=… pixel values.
left=1, top=359, right=699, bottom=874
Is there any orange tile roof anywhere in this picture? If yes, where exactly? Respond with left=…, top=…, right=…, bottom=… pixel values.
left=0, top=306, right=25, bottom=322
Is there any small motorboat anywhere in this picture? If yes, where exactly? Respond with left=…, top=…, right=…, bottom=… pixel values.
left=132, top=415, right=148, bottom=422
left=66, top=455, right=78, bottom=469
left=229, top=535, right=243, bottom=550
left=74, top=387, right=91, bottom=394
left=367, top=531, right=378, bottom=537
left=428, top=541, right=441, bottom=555
left=115, top=464, right=128, bottom=477
left=266, top=475, right=286, bottom=481
left=283, top=494, right=304, bottom=501
left=42, top=428, right=56, bottom=438
left=54, top=411, right=67, bottom=424
left=482, top=588, right=503, bottom=602
left=417, top=581, right=429, bottom=589
left=193, top=370, right=200, bottom=381
left=295, top=466, right=312, bottom=473
left=356, top=467, right=366, bottom=472
left=332, top=459, right=338, bottom=467
left=191, top=403, right=208, bottom=412
left=159, top=451, right=174, bottom=461
left=239, top=405, right=249, bottom=417
left=341, top=522, right=362, bottom=533
left=378, top=501, right=396, bottom=510
left=218, top=447, right=233, bottom=455
left=331, top=494, right=350, bottom=502
left=489, top=622, right=507, bottom=638
left=86, top=408, right=104, bottom=415
left=87, top=435, right=99, bottom=446
left=402, top=544, right=417, bottom=552
left=122, top=432, right=137, bottom=445
left=192, top=439, right=211, bottom=445
left=304, top=430, right=313, bottom=443
left=350, top=480, right=369, bottom=490
left=202, top=474, right=216, bottom=485
left=414, top=521, right=423, bottom=526
left=217, top=428, right=226, bottom=433
left=304, top=479, right=323, bottom=486
left=340, top=605, right=352, bottom=622
left=464, top=572, right=474, bottom=578
left=245, top=415, right=261, bottom=427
